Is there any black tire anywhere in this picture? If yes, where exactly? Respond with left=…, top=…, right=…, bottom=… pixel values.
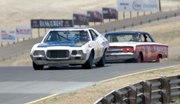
left=33, top=62, right=44, bottom=70
left=96, top=51, right=105, bottom=67
left=48, top=66, right=57, bottom=69
left=82, top=51, right=94, bottom=69
left=156, top=55, right=160, bottom=63
left=134, top=53, right=143, bottom=63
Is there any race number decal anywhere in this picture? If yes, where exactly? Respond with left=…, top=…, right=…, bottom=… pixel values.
left=96, top=42, right=101, bottom=57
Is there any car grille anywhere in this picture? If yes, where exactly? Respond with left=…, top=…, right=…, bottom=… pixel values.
left=46, top=50, right=69, bottom=59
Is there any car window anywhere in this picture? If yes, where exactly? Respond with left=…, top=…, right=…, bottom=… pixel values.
left=89, top=30, right=98, bottom=41
left=44, top=30, right=90, bottom=43
left=105, top=32, right=155, bottom=43
left=142, top=34, right=153, bottom=42
left=106, top=33, right=141, bottom=42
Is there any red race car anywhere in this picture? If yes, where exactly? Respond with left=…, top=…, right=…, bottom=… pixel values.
left=105, top=30, right=168, bottom=63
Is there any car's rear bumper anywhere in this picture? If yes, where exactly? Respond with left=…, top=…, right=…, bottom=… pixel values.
left=105, top=53, right=137, bottom=62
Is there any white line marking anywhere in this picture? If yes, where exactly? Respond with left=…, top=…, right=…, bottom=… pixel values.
left=25, top=64, right=180, bottom=104
left=25, top=93, right=59, bottom=104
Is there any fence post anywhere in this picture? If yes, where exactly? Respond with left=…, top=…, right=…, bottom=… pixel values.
left=45, top=28, right=47, bottom=34
left=143, top=12, right=146, bottom=16
left=123, top=26, right=126, bottom=29
left=140, top=21, right=143, bottom=25
left=141, top=81, right=152, bottom=104
left=123, top=12, right=125, bottom=20
left=105, top=29, right=107, bottom=33
left=128, top=85, right=137, bottom=104
left=38, top=28, right=40, bottom=38
left=137, top=12, right=139, bottom=17
left=112, top=91, right=123, bottom=103
left=130, top=11, right=132, bottom=18
left=160, top=77, right=171, bottom=104
left=100, top=97, right=111, bottom=104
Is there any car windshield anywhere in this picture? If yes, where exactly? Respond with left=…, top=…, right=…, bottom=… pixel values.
left=44, top=30, right=90, bottom=43
left=105, top=33, right=141, bottom=42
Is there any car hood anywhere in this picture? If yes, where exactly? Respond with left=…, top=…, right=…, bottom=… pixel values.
left=37, top=42, right=85, bottom=48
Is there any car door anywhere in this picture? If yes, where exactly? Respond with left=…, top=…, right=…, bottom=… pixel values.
left=89, top=29, right=102, bottom=60
left=142, top=33, right=156, bottom=61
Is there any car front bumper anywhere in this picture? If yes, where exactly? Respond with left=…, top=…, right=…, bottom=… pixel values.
left=30, top=53, right=88, bottom=66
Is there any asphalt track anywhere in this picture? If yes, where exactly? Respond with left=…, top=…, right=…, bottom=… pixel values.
left=0, top=61, right=180, bottom=104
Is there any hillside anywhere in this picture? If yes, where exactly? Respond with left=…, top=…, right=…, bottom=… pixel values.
left=0, top=0, right=180, bottom=28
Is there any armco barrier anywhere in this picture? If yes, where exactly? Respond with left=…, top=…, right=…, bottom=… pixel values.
left=93, top=10, right=180, bottom=33
left=94, top=75, right=180, bottom=104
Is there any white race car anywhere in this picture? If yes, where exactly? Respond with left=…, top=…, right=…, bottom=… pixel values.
left=30, top=28, right=109, bottom=70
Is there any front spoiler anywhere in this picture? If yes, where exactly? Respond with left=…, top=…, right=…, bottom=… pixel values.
left=30, top=54, right=88, bottom=66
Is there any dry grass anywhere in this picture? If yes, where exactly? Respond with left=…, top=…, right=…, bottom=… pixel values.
left=0, top=53, right=31, bottom=66
left=0, top=0, right=180, bottom=28
left=129, top=17, right=180, bottom=47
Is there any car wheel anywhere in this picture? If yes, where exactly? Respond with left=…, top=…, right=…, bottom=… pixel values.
left=96, top=51, right=105, bottom=67
left=33, top=62, right=44, bottom=70
left=134, top=53, right=143, bottom=63
left=82, top=51, right=94, bottom=69
left=48, top=66, right=57, bottom=69
left=156, top=56, right=160, bottom=63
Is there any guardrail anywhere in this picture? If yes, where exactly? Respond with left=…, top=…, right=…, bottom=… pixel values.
left=94, top=75, right=180, bottom=104
left=94, top=10, right=180, bottom=33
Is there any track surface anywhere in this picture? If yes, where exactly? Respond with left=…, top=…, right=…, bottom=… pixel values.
left=0, top=62, right=180, bottom=104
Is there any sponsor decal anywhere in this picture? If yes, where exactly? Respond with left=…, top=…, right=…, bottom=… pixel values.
left=87, top=11, right=103, bottom=22
left=102, top=7, right=118, bottom=19
left=31, top=19, right=74, bottom=28
left=0, top=29, right=16, bottom=42
left=16, top=25, right=32, bottom=38
left=73, top=14, right=89, bottom=26
left=132, top=0, right=143, bottom=11
left=117, top=0, right=160, bottom=12
left=37, top=42, right=82, bottom=48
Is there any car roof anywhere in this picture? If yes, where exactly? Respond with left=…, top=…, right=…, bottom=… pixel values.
left=49, top=27, right=94, bottom=31
left=106, top=30, right=149, bottom=35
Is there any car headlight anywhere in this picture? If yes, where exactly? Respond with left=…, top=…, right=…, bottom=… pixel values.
left=72, top=50, right=83, bottom=55
left=33, top=50, right=45, bottom=56
left=77, top=50, right=83, bottom=55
